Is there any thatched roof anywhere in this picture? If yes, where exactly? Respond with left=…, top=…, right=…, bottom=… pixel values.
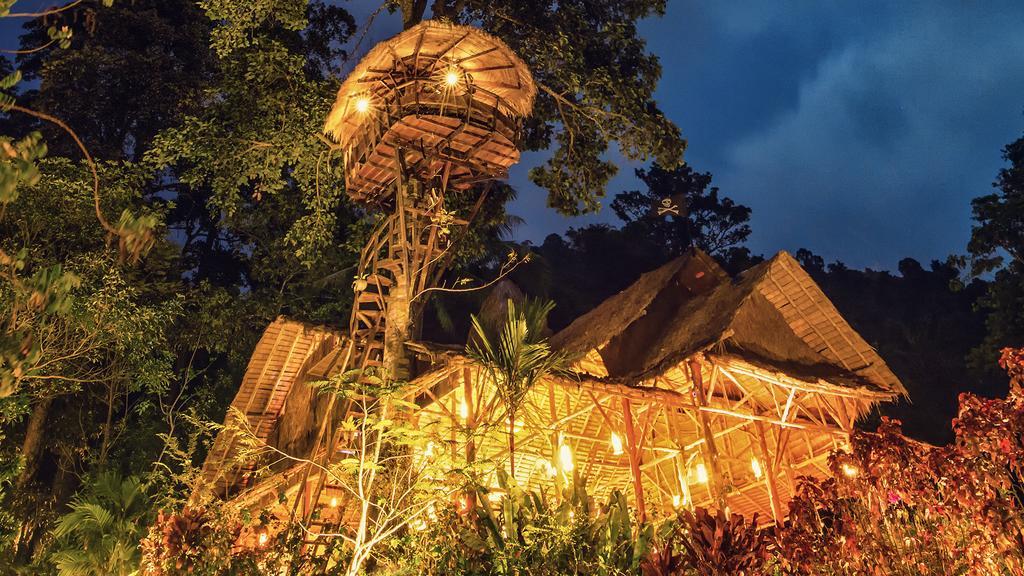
left=324, top=20, right=536, bottom=146
left=550, top=249, right=906, bottom=395
left=200, top=318, right=342, bottom=495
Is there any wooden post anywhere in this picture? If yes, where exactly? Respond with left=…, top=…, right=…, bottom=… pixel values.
left=665, top=407, right=692, bottom=509
left=463, top=369, right=475, bottom=466
left=621, top=397, right=647, bottom=523
left=754, top=421, right=783, bottom=523
left=688, top=359, right=728, bottom=513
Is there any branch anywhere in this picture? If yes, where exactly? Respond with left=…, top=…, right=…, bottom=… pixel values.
left=8, top=104, right=116, bottom=236
left=5, top=0, right=84, bottom=18
left=0, top=38, right=55, bottom=55
left=411, top=252, right=528, bottom=302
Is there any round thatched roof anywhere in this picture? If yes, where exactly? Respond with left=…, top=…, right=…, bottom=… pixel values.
left=323, top=20, right=536, bottom=146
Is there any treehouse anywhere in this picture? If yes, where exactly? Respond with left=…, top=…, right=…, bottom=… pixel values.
left=201, top=249, right=904, bottom=527
left=322, top=20, right=535, bottom=202
left=198, top=20, right=904, bottom=548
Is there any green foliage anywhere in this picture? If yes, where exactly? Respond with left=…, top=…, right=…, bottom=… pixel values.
left=422, top=0, right=685, bottom=214
left=394, top=471, right=652, bottom=576
left=467, top=297, right=567, bottom=473
left=49, top=473, right=150, bottom=576
left=0, top=130, right=46, bottom=206
left=968, top=131, right=1024, bottom=381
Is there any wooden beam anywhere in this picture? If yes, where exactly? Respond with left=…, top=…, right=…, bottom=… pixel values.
left=689, top=359, right=728, bottom=513
left=754, top=421, right=783, bottom=524
left=620, top=397, right=647, bottom=523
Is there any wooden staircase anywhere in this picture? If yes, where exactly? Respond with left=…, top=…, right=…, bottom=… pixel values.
left=287, top=189, right=451, bottom=554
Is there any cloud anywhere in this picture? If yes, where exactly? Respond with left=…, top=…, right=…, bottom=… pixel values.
left=715, top=2, right=1024, bottom=268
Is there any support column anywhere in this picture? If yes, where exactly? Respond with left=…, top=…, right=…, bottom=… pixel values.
left=688, top=358, right=728, bottom=513
left=754, top=421, right=783, bottom=523
left=621, top=397, right=648, bottom=523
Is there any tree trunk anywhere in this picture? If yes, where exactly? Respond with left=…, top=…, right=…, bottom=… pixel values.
left=508, top=412, right=516, bottom=478
left=15, top=395, right=53, bottom=489
left=98, top=381, right=117, bottom=468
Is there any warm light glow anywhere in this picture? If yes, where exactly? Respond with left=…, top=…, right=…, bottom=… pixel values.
left=610, top=432, right=624, bottom=456
left=751, top=457, right=763, bottom=479
left=541, top=461, right=557, bottom=477
left=514, top=420, right=524, bottom=433
left=330, top=497, right=338, bottom=508
left=354, top=96, right=371, bottom=113
left=842, top=463, right=859, bottom=478
left=412, top=518, right=427, bottom=531
left=444, top=69, right=461, bottom=86
left=696, top=462, right=709, bottom=484
left=487, top=491, right=503, bottom=503
left=459, top=399, right=469, bottom=421
left=559, top=443, right=575, bottom=472
left=257, top=532, right=268, bottom=546
left=672, top=494, right=682, bottom=508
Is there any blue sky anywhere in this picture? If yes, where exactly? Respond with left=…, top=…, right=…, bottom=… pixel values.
left=5, top=1, right=1024, bottom=270
left=509, top=1, right=1024, bottom=269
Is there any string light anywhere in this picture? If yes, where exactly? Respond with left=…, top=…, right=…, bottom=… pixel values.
left=610, top=432, right=624, bottom=456
left=354, top=96, right=371, bottom=113
left=751, top=457, right=763, bottom=479
left=696, top=462, right=709, bottom=484
left=444, top=68, right=461, bottom=87
left=458, top=399, right=469, bottom=421
left=412, top=518, right=428, bottom=531
left=672, top=494, right=682, bottom=508
left=559, top=443, right=575, bottom=472
left=423, top=441, right=435, bottom=459
left=842, top=463, right=859, bottom=478
left=330, top=497, right=338, bottom=508
left=258, top=532, right=269, bottom=546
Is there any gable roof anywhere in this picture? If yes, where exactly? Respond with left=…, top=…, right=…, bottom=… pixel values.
left=200, top=317, right=342, bottom=495
left=550, top=249, right=906, bottom=395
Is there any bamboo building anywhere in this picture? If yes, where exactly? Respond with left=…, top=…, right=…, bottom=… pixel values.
left=199, top=20, right=904, bottom=543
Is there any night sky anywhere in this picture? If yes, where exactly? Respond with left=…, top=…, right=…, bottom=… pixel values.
left=5, top=1, right=1024, bottom=270
left=509, top=1, right=1024, bottom=270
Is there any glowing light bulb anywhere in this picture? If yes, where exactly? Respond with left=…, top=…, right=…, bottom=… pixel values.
left=559, top=443, right=575, bottom=472
left=258, top=532, right=268, bottom=546
left=544, top=461, right=557, bottom=477
left=354, top=96, right=371, bottom=113
left=842, top=463, right=859, bottom=478
left=458, top=399, right=469, bottom=421
left=696, top=462, right=709, bottom=484
left=330, top=497, right=338, bottom=508
left=423, top=441, right=435, bottom=459
left=751, top=457, right=763, bottom=479
left=444, top=69, right=461, bottom=86
left=672, top=494, right=682, bottom=508
left=610, top=432, right=624, bottom=456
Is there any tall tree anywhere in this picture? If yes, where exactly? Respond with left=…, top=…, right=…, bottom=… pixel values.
left=794, top=250, right=993, bottom=444
left=521, top=163, right=755, bottom=329
left=968, top=130, right=1024, bottom=379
